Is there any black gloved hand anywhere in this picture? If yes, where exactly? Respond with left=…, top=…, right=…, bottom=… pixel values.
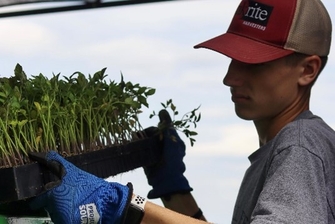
left=143, top=109, right=193, bottom=199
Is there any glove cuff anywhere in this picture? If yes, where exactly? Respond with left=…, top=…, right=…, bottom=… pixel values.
left=147, top=175, right=193, bottom=199
left=147, top=188, right=193, bottom=200
left=102, top=182, right=133, bottom=224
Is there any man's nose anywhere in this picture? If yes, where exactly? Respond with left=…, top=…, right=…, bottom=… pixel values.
left=223, top=61, right=243, bottom=87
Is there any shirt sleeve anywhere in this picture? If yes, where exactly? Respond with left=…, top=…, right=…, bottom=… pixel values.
left=251, top=146, right=328, bottom=224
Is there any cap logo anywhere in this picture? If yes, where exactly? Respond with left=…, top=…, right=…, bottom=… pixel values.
left=237, top=0, right=273, bottom=31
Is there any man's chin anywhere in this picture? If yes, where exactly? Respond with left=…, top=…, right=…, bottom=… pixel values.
left=235, top=110, right=255, bottom=121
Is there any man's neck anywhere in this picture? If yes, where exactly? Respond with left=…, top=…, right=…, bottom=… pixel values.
left=255, top=100, right=310, bottom=147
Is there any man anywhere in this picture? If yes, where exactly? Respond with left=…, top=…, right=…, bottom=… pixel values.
left=30, top=0, right=334, bottom=223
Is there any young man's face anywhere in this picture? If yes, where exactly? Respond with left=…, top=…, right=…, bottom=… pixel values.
left=223, top=56, right=303, bottom=122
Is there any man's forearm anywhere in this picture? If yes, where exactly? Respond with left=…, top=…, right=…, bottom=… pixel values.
left=142, top=198, right=208, bottom=224
left=161, top=193, right=206, bottom=221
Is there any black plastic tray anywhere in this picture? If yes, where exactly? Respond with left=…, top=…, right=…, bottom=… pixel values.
left=0, top=134, right=162, bottom=215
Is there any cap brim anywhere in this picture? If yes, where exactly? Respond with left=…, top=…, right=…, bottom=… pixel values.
left=194, top=33, right=294, bottom=64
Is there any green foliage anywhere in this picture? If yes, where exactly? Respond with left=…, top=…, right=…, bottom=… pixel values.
left=0, top=64, right=155, bottom=167
left=0, top=64, right=200, bottom=167
left=150, top=99, right=201, bottom=146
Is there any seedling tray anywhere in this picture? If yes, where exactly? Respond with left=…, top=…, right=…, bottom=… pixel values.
left=0, top=134, right=162, bottom=216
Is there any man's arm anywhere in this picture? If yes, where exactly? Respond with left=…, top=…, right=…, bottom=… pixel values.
left=161, top=193, right=206, bottom=220
left=143, top=110, right=207, bottom=223
left=142, top=198, right=208, bottom=224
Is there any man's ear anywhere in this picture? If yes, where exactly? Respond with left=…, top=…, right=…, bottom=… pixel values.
left=298, top=55, right=321, bottom=86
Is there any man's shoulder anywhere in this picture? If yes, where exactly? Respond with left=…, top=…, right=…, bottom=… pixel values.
left=273, top=110, right=335, bottom=156
left=282, top=111, right=334, bottom=141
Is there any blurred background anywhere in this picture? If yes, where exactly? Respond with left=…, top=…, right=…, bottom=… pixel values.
left=0, top=0, right=334, bottom=223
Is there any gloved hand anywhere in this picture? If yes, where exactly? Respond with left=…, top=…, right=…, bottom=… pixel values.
left=143, top=109, right=193, bottom=199
left=29, top=151, right=132, bottom=224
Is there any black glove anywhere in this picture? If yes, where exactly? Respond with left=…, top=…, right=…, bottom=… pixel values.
left=144, top=110, right=193, bottom=199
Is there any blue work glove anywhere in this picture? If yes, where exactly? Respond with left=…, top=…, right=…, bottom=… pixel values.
left=143, top=109, right=193, bottom=199
left=29, top=151, right=132, bottom=224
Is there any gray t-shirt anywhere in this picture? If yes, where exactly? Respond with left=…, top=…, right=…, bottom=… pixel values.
left=232, top=111, right=335, bottom=224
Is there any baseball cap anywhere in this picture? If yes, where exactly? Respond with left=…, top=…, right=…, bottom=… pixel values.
left=194, top=0, right=332, bottom=64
